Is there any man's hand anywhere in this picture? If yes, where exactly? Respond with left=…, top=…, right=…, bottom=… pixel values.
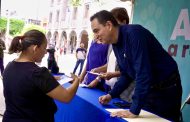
left=87, top=79, right=98, bottom=88
left=99, top=94, right=112, bottom=105
left=110, top=110, right=138, bottom=118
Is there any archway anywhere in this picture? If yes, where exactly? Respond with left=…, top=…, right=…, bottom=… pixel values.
left=46, top=31, right=52, bottom=44
left=69, top=30, right=77, bottom=53
left=80, top=30, right=89, bottom=50
left=60, top=31, right=67, bottom=54
left=51, top=31, right=59, bottom=49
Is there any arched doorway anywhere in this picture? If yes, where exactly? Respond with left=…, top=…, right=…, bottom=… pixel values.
left=60, top=31, right=67, bottom=55
left=47, top=31, right=52, bottom=45
left=80, top=30, right=89, bottom=50
left=52, top=31, right=59, bottom=49
left=69, top=31, right=77, bottom=53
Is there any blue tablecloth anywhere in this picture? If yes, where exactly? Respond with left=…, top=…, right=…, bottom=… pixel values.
left=54, top=83, right=128, bottom=122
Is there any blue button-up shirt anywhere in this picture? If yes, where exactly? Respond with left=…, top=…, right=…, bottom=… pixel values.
left=110, top=24, right=178, bottom=115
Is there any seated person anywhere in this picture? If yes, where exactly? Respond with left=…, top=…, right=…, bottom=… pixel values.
left=79, top=39, right=111, bottom=92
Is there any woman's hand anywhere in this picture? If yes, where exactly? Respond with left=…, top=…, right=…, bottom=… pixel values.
left=78, top=75, right=84, bottom=83
left=54, top=76, right=61, bottom=80
left=70, top=73, right=79, bottom=83
left=91, top=68, right=99, bottom=73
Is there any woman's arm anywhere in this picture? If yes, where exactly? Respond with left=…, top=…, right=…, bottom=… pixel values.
left=47, top=74, right=79, bottom=103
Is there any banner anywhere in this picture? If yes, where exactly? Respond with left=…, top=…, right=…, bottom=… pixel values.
left=132, top=0, right=190, bottom=121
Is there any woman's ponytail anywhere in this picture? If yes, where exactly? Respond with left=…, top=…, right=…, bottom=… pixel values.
left=8, top=36, right=23, bottom=54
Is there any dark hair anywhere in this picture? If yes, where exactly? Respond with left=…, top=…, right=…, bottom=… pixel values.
left=90, top=10, right=119, bottom=27
left=9, top=29, right=47, bottom=54
left=111, top=7, right=129, bottom=24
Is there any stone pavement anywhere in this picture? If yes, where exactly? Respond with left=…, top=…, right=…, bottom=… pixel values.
left=0, top=52, right=78, bottom=118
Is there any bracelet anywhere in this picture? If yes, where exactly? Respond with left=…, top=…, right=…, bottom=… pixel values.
left=96, top=76, right=101, bottom=82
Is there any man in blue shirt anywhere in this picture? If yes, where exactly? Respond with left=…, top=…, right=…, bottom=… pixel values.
left=90, top=10, right=182, bottom=122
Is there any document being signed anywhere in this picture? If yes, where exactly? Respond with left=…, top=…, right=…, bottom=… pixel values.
left=58, top=75, right=73, bottom=85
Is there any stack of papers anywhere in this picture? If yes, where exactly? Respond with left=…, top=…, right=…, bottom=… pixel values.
left=105, top=109, right=170, bottom=122
left=58, top=75, right=73, bottom=85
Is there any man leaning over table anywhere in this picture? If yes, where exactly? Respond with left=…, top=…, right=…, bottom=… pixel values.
left=90, top=10, right=182, bottom=122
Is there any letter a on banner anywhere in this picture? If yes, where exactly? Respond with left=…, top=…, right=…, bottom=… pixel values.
left=171, top=9, right=190, bottom=40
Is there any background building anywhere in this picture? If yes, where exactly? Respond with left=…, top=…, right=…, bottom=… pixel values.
left=46, top=0, right=132, bottom=53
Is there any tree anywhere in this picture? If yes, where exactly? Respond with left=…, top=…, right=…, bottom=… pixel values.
left=70, top=0, right=81, bottom=6
left=9, top=18, right=25, bottom=35
left=0, top=17, right=24, bottom=36
left=0, top=18, right=7, bottom=33
left=21, top=24, right=46, bottom=35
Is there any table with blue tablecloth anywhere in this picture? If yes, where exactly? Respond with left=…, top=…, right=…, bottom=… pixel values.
left=54, top=83, right=170, bottom=122
left=54, top=83, right=127, bottom=122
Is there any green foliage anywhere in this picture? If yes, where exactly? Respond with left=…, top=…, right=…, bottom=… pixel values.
left=9, top=19, right=25, bottom=35
left=0, top=18, right=7, bottom=33
left=21, top=24, right=46, bottom=35
left=0, top=17, right=25, bottom=36
left=0, top=18, right=46, bottom=37
left=70, top=0, right=81, bottom=6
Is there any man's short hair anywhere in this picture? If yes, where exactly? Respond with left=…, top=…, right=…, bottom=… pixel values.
left=90, top=10, right=119, bottom=27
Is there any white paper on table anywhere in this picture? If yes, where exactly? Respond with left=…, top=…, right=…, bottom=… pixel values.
left=58, top=75, right=73, bottom=85
left=79, top=83, right=88, bottom=88
left=105, top=109, right=170, bottom=122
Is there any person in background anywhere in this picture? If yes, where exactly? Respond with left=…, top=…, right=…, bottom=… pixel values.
left=79, top=39, right=110, bottom=92
left=64, top=46, right=67, bottom=55
left=73, top=43, right=87, bottom=76
left=99, top=7, right=135, bottom=103
left=0, top=32, right=6, bottom=76
left=71, top=43, right=74, bottom=54
left=3, top=30, right=79, bottom=122
left=90, top=10, right=182, bottom=122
